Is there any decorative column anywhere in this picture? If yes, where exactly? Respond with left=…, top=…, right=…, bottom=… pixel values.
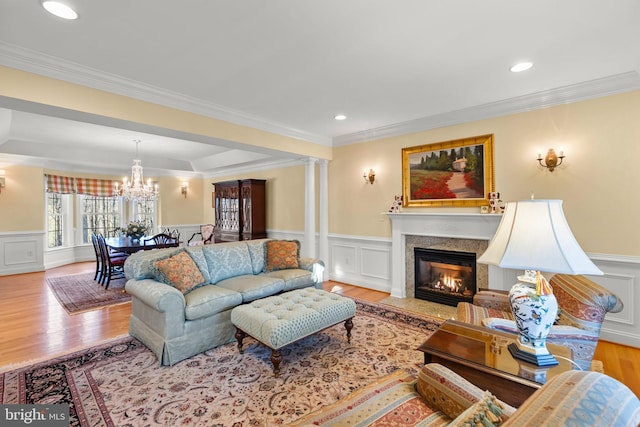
left=303, top=158, right=317, bottom=258
left=318, top=159, right=329, bottom=280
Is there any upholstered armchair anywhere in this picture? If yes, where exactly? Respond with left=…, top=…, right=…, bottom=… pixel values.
left=187, top=224, right=215, bottom=246
left=457, top=274, right=624, bottom=370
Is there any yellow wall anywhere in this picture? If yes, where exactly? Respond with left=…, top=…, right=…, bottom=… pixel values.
left=154, top=176, right=205, bottom=225
left=0, top=165, right=44, bottom=231
left=330, top=90, right=640, bottom=256
left=210, top=165, right=307, bottom=232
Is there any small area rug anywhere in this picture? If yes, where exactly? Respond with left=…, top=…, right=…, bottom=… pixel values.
left=0, top=299, right=442, bottom=426
left=46, top=272, right=130, bottom=314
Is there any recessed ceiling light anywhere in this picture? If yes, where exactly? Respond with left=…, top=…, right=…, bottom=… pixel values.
left=334, top=114, right=347, bottom=121
left=42, top=1, right=78, bottom=20
left=510, top=62, right=533, bottom=73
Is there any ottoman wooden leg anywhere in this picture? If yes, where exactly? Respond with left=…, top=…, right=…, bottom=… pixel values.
left=270, top=349, right=283, bottom=377
left=344, top=317, right=353, bottom=343
left=235, top=328, right=247, bottom=354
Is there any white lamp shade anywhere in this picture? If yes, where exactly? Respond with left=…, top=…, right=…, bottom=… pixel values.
left=478, top=200, right=603, bottom=275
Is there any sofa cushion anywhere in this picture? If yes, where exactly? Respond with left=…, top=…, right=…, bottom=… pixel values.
left=184, top=285, right=243, bottom=321
left=264, top=240, right=299, bottom=272
left=216, top=275, right=285, bottom=302
left=152, top=250, right=206, bottom=294
left=203, top=241, right=254, bottom=283
left=184, top=246, right=211, bottom=283
left=246, top=238, right=269, bottom=274
left=263, top=269, right=313, bottom=291
left=124, top=247, right=182, bottom=280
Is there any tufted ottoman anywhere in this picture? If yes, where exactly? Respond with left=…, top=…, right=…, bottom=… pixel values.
left=230, top=288, right=357, bottom=377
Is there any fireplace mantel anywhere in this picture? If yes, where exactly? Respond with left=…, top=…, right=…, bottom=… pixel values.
left=387, top=212, right=503, bottom=298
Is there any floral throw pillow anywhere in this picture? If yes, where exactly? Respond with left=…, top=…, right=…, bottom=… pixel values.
left=264, top=240, right=300, bottom=272
left=153, top=250, right=206, bottom=294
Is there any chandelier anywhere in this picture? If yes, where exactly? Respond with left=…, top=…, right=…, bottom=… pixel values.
left=113, top=140, right=159, bottom=201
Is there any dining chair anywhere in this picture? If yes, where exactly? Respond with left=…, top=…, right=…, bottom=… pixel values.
left=162, top=228, right=181, bottom=243
left=90, top=233, right=103, bottom=282
left=146, top=232, right=178, bottom=247
left=96, top=234, right=128, bottom=289
left=170, top=228, right=180, bottom=243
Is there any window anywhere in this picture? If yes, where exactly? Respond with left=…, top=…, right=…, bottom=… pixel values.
left=79, top=195, right=122, bottom=244
left=46, top=192, right=73, bottom=248
left=131, top=198, right=157, bottom=231
left=46, top=192, right=63, bottom=248
left=45, top=174, right=75, bottom=249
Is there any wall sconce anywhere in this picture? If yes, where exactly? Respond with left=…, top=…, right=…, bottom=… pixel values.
left=181, top=181, right=188, bottom=198
left=363, top=169, right=376, bottom=184
left=0, top=169, right=5, bottom=194
left=537, top=148, right=565, bottom=172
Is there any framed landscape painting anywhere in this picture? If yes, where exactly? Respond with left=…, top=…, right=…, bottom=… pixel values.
left=402, top=134, right=494, bottom=207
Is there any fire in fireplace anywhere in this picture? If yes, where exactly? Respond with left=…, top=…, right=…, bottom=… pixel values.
left=414, top=248, right=476, bottom=307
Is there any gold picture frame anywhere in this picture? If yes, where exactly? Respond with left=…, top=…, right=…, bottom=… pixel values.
left=402, top=134, right=494, bottom=207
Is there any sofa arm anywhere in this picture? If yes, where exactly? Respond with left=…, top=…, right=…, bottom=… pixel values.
left=416, top=363, right=516, bottom=420
left=503, top=370, right=640, bottom=426
left=126, top=278, right=186, bottom=313
left=298, top=257, right=325, bottom=283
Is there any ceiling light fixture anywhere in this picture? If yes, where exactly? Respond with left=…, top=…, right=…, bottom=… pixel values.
left=334, top=114, right=347, bottom=121
left=510, top=62, right=533, bottom=73
left=113, top=140, right=159, bottom=202
left=41, top=1, right=78, bottom=20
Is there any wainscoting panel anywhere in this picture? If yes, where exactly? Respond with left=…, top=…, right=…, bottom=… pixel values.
left=0, top=232, right=45, bottom=275
left=360, top=246, right=391, bottom=280
left=331, top=244, right=358, bottom=276
left=591, top=256, right=640, bottom=347
left=327, top=235, right=392, bottom=293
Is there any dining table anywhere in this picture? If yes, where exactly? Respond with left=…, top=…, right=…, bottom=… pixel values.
left=104, top=236, right=180, bottom=254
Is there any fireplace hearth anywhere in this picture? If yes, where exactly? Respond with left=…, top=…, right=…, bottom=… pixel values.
left=414, top=248, right=476, bottom=307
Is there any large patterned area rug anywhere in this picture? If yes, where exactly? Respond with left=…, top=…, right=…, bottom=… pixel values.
left=0, top=300, right=442, bottom=426
left=46, top=272, right=129, bottom=314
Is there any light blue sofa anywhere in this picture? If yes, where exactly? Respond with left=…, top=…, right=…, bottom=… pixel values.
left=124, top=239, right=324, bottom=365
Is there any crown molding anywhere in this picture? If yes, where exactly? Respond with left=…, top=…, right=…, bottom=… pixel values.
left=333, top=71, right=640, bottom=145
left=0, top=42, right=331, bottom=146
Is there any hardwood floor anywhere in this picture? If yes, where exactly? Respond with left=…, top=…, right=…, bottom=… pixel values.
left=1, top=262, right=638, bottom=398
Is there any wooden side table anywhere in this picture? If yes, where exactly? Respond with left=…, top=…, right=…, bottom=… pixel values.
left=418, top=320, right=575, bottom=407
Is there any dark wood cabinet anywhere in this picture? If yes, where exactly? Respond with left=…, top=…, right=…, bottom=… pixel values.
left=213, top=179, right=266, bottom=242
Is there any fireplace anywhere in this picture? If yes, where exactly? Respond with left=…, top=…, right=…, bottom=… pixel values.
left=414, top=248, right=476, bottom=307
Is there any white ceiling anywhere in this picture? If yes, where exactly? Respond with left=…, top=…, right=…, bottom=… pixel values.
left=1, top=0, right=639, bottom=177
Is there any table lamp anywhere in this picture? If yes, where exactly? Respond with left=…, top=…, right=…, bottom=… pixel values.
left=477, top=199, right=603, bottom=366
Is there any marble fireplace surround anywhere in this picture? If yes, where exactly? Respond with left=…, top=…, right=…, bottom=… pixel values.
left=387, top=213, right=503, bottom=298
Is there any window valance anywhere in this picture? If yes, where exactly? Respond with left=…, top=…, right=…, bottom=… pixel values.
left=76, top=178, right=117, bottom=197
left=45, top=175, right=117, bottom=196
left=45, top=174, right=75, bottom=194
